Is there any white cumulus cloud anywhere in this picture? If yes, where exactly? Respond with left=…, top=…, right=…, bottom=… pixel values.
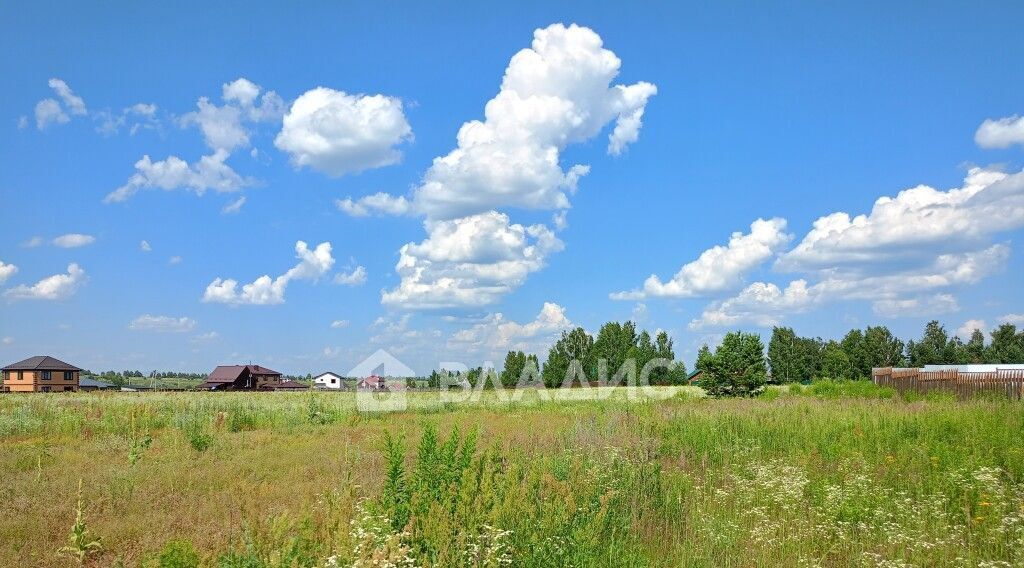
left=105, top=149, right=252, bottom=203
left=334, top=265, right=367, bottom=286
left=0, top=261, right=18, bottom=284
left=976, top=114, right=1024, bottom=149
left=274, top=87, right=412, bottom=177
left=330, top=319, right=350, bottom=329
left=448, top=302, right=573, bottom=355
left=689, top=245, right=1006, bottom=329
left=777, top=167, right=1024, bottom=271
left=48, top=79, right=87, bottom=116
left=181, top=77, right=285, bottom=153
left=32, top=79, right=87, bottom=130
left=872, top=294, right=960, bottom=318
left=999, top=314, right=1024, bottom=326
left=52, top=233, right=95, bottom=248
left=613, top=218, right=790, bottom=300
left=4, top=263, right=86, bottom=301
left=35, top=99, right=69, bottom=129
left=341, top=23, right=656, bottom=220
left=381, top=211, right=563, bottom=309
left=336, top=193, right=412, bottom=217
left=956, top=319, right=988, bottom=339
left=129, top=314, right=197, bottom=333
left=203, top=241, right=334, bottom=305
left=689, top=280, right=818, bottom=330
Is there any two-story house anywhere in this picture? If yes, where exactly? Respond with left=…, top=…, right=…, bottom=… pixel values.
left=1, top=356, right=82, bottom=392
left=198, top=364, right=282, bottom=391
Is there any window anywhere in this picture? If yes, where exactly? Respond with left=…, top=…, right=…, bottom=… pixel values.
left=41, top=386, right=51, bottom=392
left=41, top=371, right=51, bottom=381
left=331, top=378, right=337, bottom=384
left=17, top=371, right=23, bottom=381
left=64, top=371, right=74, bottom=380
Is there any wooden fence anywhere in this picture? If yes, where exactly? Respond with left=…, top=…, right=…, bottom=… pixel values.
left=872, top=367, right=1024, bottom=400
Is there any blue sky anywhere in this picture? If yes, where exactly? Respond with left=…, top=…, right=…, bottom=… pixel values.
left=1, top=1, right=1023, bottom=375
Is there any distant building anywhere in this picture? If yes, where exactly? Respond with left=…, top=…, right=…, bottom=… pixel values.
left=199, top=365, right=282, bottom=391
left=1, top=356, right=82, bottom=393
left=686, top=369, right=704, bottom=385
left=79, top=377, right=117, bottom=391
left=922, top=364, right=1024, bottom=372
left=313, top=371, right=346, bottom=390
left=356, top=375, right=387, bottom=390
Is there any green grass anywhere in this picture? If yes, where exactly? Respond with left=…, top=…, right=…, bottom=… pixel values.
left=1, top=388, right=1023, bottom=566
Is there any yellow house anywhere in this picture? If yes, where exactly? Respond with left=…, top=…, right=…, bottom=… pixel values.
left=1, top=356, right=82, bottom=393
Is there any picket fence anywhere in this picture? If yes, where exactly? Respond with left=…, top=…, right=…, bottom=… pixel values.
left=872, top=367, right=1024, bottom=400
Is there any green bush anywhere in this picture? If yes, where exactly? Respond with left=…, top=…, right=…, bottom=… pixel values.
left=758, top=387, right=783, bottom=401
left=178, top=416, right=213, bottom=452
left=157, top=539, right=200, bottom=568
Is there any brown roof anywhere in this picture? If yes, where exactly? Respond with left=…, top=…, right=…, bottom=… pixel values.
left=206, top=364, right=282, bottom=383
left=272, top=380, right=309, bottom=390
left=2, top=356, right=82, bottom=372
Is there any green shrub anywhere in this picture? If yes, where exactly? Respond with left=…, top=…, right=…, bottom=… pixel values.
left=227, top=406, right=258, bottom=432
left=758, top=387, right=783, bottom=401
left=305, top=394, right=334, bottom=426
left=179, top=417, right=213, bottom=452
left=128, top=433, right=153, bottom=465
left=157, top=539, right=200, bottom=568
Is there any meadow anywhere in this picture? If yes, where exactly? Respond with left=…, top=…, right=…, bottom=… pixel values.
left=1, top=385, right=1023, bottom=567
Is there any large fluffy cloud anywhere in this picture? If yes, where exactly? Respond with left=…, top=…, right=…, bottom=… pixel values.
left=340, top=23, right=656, bottom=220
left=202, top=241, right=334, bottom=305
left=4, top=264, right=86, bottom=301
left=274, top=87, right=412, bottom=176
left=104, top=150, right=252, bottom=203
left=368, top=24, right=653, bottom=309
left=612, top=218, right=790, bottom=300
left=381, top=211, right=563, bottom=309
left=689, top=245, right=1007, bottom=329
left=684, top=163, right=1023, bottom=327
left=777, top=167, right=1024, bottom=271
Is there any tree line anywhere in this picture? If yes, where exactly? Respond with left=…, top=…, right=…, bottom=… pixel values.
left=693, top=320, right=1024, bottom=397
left=502, top=321, right=689, bottom=388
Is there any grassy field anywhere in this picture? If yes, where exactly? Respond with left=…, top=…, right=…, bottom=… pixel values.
left=1, top=385, right=1023, bottom=567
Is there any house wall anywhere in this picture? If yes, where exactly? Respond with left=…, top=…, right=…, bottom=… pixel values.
left=314, top=374, right=343, bottom=389
left=2, top=370, right=79, bottom=392
left=255, top=374, right=281, bottom=388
